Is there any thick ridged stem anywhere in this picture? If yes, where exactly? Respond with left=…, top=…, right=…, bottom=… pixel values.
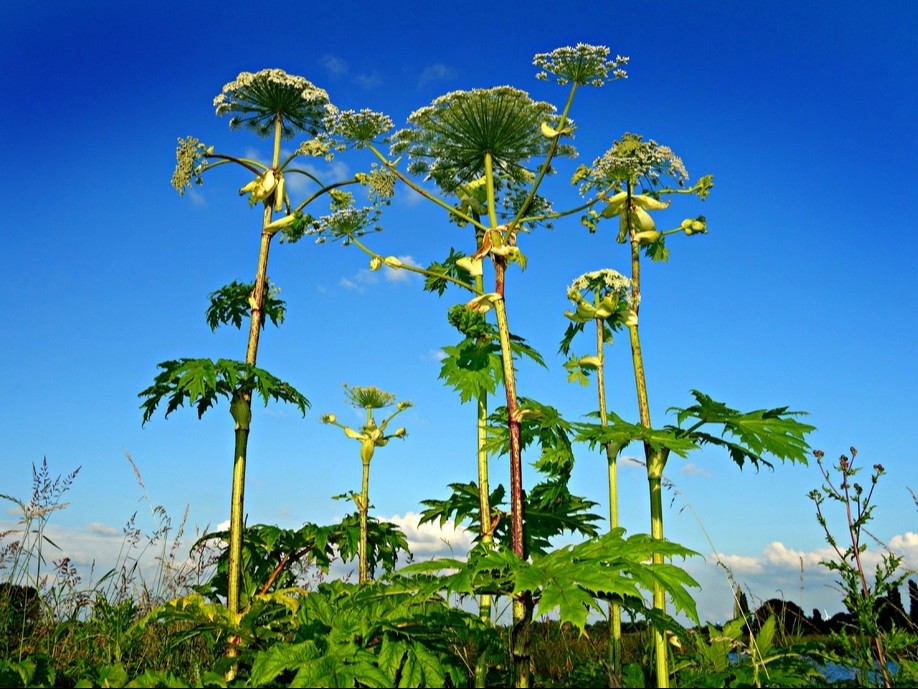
left=626, top=185, right=670, bottom=687
left=227, top=113, right=283, bottom=628
left=473, top=229, right=492, bottom=689
left=596, top=318, right=623, bottom=681
left=227, top=424, right=249, bottom=617
left=492, top=263, right=523, bottom=558
left=359, top=456, right=371, bottom=583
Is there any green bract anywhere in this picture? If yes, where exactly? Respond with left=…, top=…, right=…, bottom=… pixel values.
left=389, top=86, right=569, bottom=193
left=533, top=43, right=630, bottom=87
left=213, top=68, right=336, bottom=139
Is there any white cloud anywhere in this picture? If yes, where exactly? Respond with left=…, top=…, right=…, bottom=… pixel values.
left=355, top=72, right=383, bottom=88
left=424, top=349, right=447, bottom=362
left=383, top=255, right=422, bottom=283
left=679, top=462, right=711, bottom=477
left=339, top=269, right=379, bottom=292
left=288, top=161, right=351, bottom=194
left=714, top=553, right=764, bottom=575
left=418, top=63, right=456, bottom=87
left=396, top=186, right=426, bottom=207
left=243, top=146, right=269, bottom=165
left=383, top=512, right=474, bottom=557
left=321, top=54, right=349, bottom=77
left=762, top=541, right=828, bottom=569
left=339, top=255, right=421, bottom=292
left=87, top=521, right=120, bottom=537
left=889, top=531, right=918, bottom=559
left=187, top=188, right=206, bottom=206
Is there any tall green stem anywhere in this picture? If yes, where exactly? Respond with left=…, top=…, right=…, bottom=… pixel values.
left=474, top=257, right=495, bottom=685
left=227, top=114, right=283, bottom=621
left=484, top=152, right=530, bottom=688
left=495, top=267, right=529, bottom=688
left=625, top=184, right=671, bottom=688
left=595, top=317, right=623, bottom=682
left=359, top=455, right=371, bottom=584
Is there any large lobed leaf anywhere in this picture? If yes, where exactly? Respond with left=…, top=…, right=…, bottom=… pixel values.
left=668, top=389, right=815, bottom=469
left=139, top=358, right=310, bottom=424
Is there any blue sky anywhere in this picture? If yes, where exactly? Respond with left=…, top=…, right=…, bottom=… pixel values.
left=1, top=1, right=916, bottom=624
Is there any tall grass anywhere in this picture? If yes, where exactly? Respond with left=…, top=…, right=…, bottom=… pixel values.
left=0, top=456, right=219, bottom=680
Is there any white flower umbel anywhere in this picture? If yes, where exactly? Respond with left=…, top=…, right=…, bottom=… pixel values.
left=569, top=268, right=632, bottom=300
left=533, top=43, right=629, bottom=87
left=589, top=132, right=688, bottom=188
left=389, top=86, right=566, bottom=192
left=213, top=68, right=336, bottom=139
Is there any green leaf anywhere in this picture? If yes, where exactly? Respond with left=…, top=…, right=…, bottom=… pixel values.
left=438, top=340, right=501, bottom=403
left=423, top=248, right=472, bottom=295
left=249, top=641, right=322, bottom=687
left=139, top=358, right=310, bottom=424
left=486, top=397, right=576, bottom=472
left=643, top=234, right=669, bottom=261
left=206, top=279, right=286, bottom=331
left=558, top=321, right=586, bottom=356
left=376, top=637, right=407, bottom=684
left=573, top=415, right=699, bottom=458
left=669, top=390, right=814, bottom=468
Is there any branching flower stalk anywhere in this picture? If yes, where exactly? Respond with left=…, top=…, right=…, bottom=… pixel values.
left=561, top=269, right=634, bottom=681
left=156, top=70, right=349, bottom=630
left=322, top=386, right=410, bottom=583
left=579, top=132, right=709, bottom=687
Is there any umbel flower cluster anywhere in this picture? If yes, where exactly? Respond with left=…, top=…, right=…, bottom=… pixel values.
left=171, top=136, right=209, bottom=194
left=566, top=268, right=639, bottom=325
left=390, top=86, right=569, bottom=192
left=213, top=68, right=337, bottom=139
left=588, top=132, right=689, bottom=188
left=568, top=269, right=635, bottom=306
left=534, top=43, right=629, bottom=86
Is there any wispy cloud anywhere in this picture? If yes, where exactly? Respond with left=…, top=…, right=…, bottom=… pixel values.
left=424, top=349, right=447, bottom=362
left=320, top=55, right=383, bottom=89
left=383, top=255, right=421, bottom=283
left=88, top=521, right=120, bottom=537
left=355, top=72, right=383, bottom=88
left=339, top=255, right=421, bottom=292
left=321, top=54, right=349, bottom=77
left=339, top=269, right=378, bottom=292
left=418, top=63, right=456, bottom=88
left=679, top=462, right=711, bottom=477
left=285, top=160, right=351, bottom=195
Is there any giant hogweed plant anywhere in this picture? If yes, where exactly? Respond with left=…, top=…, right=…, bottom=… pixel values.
left=322, top=44, right=707, bottom=687
left=573, top=133, right=816, bottom=686
left=140, top=69, right=379, bottom=629
left=559, top=268, right=636, bottom=681
left=321, top=385, right=411, bottom=584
